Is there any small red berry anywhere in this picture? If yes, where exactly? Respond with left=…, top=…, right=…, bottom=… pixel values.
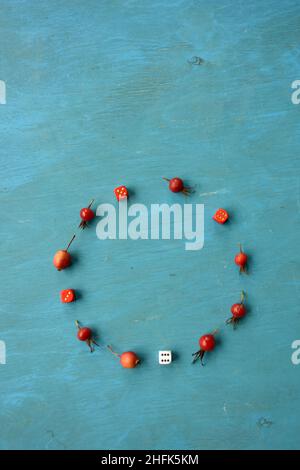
left=234, top=245, right=248, bottom=273
left=213, top=208, right=229, bottom=224
left=235, top=252, right=248, bottom=267
left=60, top=289, right=76, bottom=303
left=227, top=291, right=247, bottom=328
left=234, top=244, right=248, bottom=273
left=107, top=345, right=140, bottom=369
left=114, top=186, right=128, bottom=201
left=77, top=327, right=92, bottom=341
left=79, top=200, right=95, bottom=229
left=53, top=235, right=76, bottom=271
left=163, top=177, right=191, bottom=195
left=120, top=351, right=140, bottom=369
left=199, top=334, right=216, bottom=351
left=192, top=333, right=216, bottom=365
left=75, top=321, right=99, bottom=352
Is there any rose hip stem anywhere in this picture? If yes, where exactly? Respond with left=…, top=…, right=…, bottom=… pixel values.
left=106, top=345, right=121, bottom=358
left=66, top=234, right=76, bottom=251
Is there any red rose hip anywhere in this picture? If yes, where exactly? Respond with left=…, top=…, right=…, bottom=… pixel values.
left=75, top=320, right=99, bottom=353
left=53, top=235, right=75, bottom=271
left=192, top=333, right=216, bottom=365
left=227, top=291, right=247, bottom=328
left=199, top=334, right=216, bottom=351
left=77, top=327, right=92, bottom=341
left=107, top=345, right=140, bottom=369
left=235, top=244, right=248, bottom=273
left=79, top=200, right=95, bottom=229
left=120, top=351, right=140, bottom=369
left=163, top=177, right=191, bottom=195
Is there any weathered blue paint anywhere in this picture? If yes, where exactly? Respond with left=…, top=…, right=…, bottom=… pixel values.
left=0, top=0, right=299, bottom=450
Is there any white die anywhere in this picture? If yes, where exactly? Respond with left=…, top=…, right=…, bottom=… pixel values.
left=159, top=351, right=172, bottom=365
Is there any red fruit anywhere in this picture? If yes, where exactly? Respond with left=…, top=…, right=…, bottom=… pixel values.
left=75, top=321, right=99, bottom=353
left=53, top=250, right=71, bottom=270
left=213, top=208, right=229, bottom=224
left=231, top=303, right=246, bottom=319
left=77, top=327, right=92, bottom=341
left=60, top=289, right=76, bottom=303
left=192, top=333, right=216, bottom=365
left=234, top=244, right=248, bottom=273
left=227, top=292, right=247, bottom=328
left=120, top=351, right=140, bottom=369
left=53, top=235, right=75, bottom=271
left=79, top=200, right=95, bottom=229
left=163, top=177, right=191, bottom=195
left=199, top=334, right=216, bottom=351
left=114, top=186, right=128, bottom=201
left=107, top=345, right=140, bottom=368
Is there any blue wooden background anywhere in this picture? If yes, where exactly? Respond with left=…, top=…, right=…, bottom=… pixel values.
left=0, top=0, right=300, bottom=450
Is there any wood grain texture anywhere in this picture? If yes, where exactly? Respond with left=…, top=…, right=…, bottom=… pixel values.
left=0, top=0, right=300, bottom=450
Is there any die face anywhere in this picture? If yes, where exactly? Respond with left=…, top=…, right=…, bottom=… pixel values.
left=213, top=208, right=229, bottom=224
left=159, top=351, right=172, bottom=364
left=60, top=289, right=75, bottom=303
left=114, top=186, right=128, bottom=201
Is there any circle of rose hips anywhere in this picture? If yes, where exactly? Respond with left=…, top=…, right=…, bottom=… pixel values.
left=192, top=333, right=216, bottom=365
left=76, top=320, right=99, bottom=353
left=163, top=177, right=191, bottom=195
left=107, top=345, right=140, bottom=368
left=235, top=244, right=248, bottom=273
left=79, top=200, right=95, bottom=229
left=226, top=291, right=247, bottom=328
left=53, top=235, right=76, bottom=271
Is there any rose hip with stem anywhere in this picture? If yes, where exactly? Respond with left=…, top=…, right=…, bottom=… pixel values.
left=163, top=177, right=191, bottom=195
left=226, top=291, right=247, bottom=329
left=235, top=244, right=248, bottom=274
left=79, top=199, right=95, bottom=229
left=53, top=234, right=76, bottom=271
left=75, top=320, right=99, bottom=353
left=107, top=345, right=140, bottom=369
left=192, top=331, right=217, bottom=365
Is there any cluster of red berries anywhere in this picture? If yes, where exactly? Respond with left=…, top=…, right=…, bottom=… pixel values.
left=53, top=177, right=250, bottom=369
